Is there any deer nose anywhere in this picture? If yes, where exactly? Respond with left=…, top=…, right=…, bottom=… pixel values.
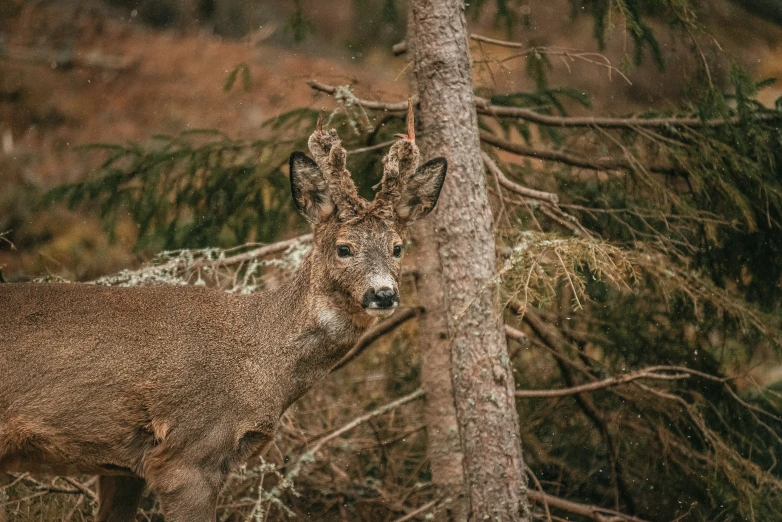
left=363, top=286, right=400, bottom=309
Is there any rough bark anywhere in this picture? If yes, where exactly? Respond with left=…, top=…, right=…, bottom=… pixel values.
left=408, top=0, right=531, bottom=520
left=412, top=220, right=467, bottom=521
left=406, top=9, right=467, bottom=520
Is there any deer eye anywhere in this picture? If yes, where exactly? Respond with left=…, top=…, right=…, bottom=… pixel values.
left=337, top=245, right=353, bottom=258
left=393, top=245, right=402, bottom=258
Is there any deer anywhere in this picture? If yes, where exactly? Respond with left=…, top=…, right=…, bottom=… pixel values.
left=0, top=108, right=447, bottom=522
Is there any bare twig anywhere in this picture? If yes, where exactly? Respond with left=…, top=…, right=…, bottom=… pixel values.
left=193, top=234, right=313, bottom=269
left=309, top=81, right=410, bottom=112
left=61, top=477, right=98, bottom=502
left=470, top=34, right=631, bottom=85
left=306, top=388, right=425, bottom=457
left=526, top=469, right=552, bottom=522
left=482, top=152, right=560, bottom=204
left=521, top=308, right=637, bottom=513
left=333, top=307, right=420, bottom=371
left=527, top=490, right=648, bottom=522
left=515, top=366, right=690, bottom=398
left=480, top=131, right=678, bottom=175
left=390, top=499, right=439, bottom=522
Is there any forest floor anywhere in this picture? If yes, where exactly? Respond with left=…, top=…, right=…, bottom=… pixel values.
left=1, top=0, right=782, bottom=280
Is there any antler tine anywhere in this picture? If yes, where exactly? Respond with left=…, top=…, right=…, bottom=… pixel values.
left=394, top=98, right=416, bottom=142
left=374, top=100, right=421, bottom=211
left=306, top=118, right=366, bottom=217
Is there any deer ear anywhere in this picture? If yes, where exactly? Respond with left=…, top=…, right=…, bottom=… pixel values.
left=290, top=152, right=335, bottom=223
left=396, top=157, right=447, bottom=224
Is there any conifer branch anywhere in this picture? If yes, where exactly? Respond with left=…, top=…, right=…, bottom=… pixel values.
left=309, top=80, right=781, bottom=129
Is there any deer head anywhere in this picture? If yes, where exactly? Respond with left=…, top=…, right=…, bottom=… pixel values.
left=289, top=106, right=447, bottom=321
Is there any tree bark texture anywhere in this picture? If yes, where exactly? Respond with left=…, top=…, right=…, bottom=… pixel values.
left=412, top=220, right=468, bottom=521
left=408, top=0, right=531, bottom=520
left=406, top=7, right=468, bottom=521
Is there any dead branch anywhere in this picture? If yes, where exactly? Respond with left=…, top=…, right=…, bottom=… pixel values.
left=93, top=233, right=313, bottom=287
left=192, top=233, right=313, bottom=269
left=309, top=80, right=410, bottom=112
left=390, top=499, right=439, bottom=522
left=527, top=490, right=648, bottom=522
left=480, top=131, right=678, bottom=175
left=61, top=477, right=98, bottom=502
left=309, top=80, right=779, bottom=129
left=333, top=307, right=420, bottom=371
left=520, top=307, right=638, bottom=513
left=515, top=366, right=690, bottom=398
left=482, top=152, right=560, bottom=204
left=526, top=468, right=553, bottom=522
left=306, top=388, right=425, bottom=457
left=471, top=34, right=631, bottom=85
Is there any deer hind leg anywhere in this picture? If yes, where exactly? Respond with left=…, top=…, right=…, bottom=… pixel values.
left=96, top=475, right=146, bottom=522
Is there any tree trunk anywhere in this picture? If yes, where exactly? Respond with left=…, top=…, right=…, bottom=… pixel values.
left=406, top=6, right=467, bottom=522
left=408, top=0, right=531, bottom=520
left=412, top=220, right=467, bottom=522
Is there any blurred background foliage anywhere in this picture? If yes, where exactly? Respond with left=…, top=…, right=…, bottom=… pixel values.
left=2, top=0, right=782, bottom=521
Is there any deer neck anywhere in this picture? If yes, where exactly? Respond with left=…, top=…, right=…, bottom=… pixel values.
left=252, top=251, right=376, bottom=409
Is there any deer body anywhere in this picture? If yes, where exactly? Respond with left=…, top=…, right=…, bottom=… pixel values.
left=0, top=119, right=446, bottom=521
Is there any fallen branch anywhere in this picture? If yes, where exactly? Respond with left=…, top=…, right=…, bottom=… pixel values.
left=515, top=366, right=690, bottom=398
left=333, top=307, right=420, bottom=371
left=482, top=152, right=560, bottom=204
left=527, top=490, right=648, bottom=522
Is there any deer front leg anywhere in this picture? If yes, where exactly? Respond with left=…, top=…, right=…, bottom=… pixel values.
left=148, top=464, right=224, bottom=522
left=97, top=475, right=146, bottom=522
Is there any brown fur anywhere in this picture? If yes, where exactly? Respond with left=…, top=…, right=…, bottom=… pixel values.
left=0, top=127, right=446, bottom=521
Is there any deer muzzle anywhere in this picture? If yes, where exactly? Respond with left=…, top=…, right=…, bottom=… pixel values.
left=362, top=286, right=400, bottom=316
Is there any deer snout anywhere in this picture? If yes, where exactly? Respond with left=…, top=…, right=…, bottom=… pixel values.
left=363, top=286, right=400, bottom=311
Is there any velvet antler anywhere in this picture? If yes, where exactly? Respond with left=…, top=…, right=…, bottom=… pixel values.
left=372, top=100, right=421, bottom=218
left=307, top=114, right=367, bottom=219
